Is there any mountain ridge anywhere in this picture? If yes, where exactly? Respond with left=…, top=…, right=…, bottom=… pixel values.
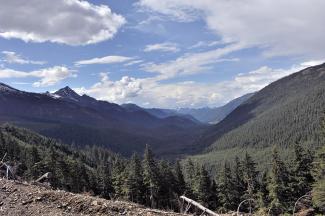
left=190, top=62, right=325, bottom=169
left=0, top=83, right=206, bottom=158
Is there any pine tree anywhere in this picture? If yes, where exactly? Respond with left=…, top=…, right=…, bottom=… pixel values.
left=26, top=146, right=41, bottom=179
left=173, top=160, right=186, bottom=196
left=312, top=145, right=325, bottom=212
left=184, top=158, right=195, bottom=191
left=232, top=156, right=246, bottom=204
left=142, top=145, right=161, bottom=208
left=219, top=161, right=236, bottom=211
left=257, top=171, right=270, bottom=209
left=292, top=142, right=314, bottom=198
left=44, top=146, right=60, bottom=188
left=210, top=179, right=220, bottom=210
left=196, top=165, right=212, bottom=207
left=242, top=152, right=259, bottom=199
left=158, top=160, right=177, bottom=209
left=97, top=162, right=113, bottom=199
left=111, top=159, right=126, bottom=199
left=268, top=147, right=291, bottom=214
left=125, top=153, right=144, bottom=204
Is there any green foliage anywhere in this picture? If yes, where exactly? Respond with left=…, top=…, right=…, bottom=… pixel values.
left=125, top=153, right=145, bottom=204
left=195, top=64, right=325, bottom=172
left=292, top=143, right=314, bottom=198
left=242, top=152, right=259, bottom=199
left=268, top=147, right=292, bottom=213
left=1, top=123, right=324, bottom=214
left=142, top=145, right=161, bottom=208
left=219, top=161, right=237, bottom=210
left=173, top=160, right=186, bottom=196
left=312, top=145, right=325, bottom=212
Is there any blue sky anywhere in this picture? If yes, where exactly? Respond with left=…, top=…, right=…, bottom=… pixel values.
left=0, top=0, right=324, bottom=108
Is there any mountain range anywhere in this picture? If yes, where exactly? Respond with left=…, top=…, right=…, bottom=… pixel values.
left=1, top=63, right=324, bottom=164
left=0, top=83, right=206, bottom=158
left=122, top=92, right=254, bottom=124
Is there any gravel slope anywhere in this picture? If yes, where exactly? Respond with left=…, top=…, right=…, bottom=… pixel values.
left=0, top=179, right=187, bottom=216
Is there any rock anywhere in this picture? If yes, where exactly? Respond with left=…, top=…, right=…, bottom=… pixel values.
left=91, top=200, right=98, bottom=206
left=22, top=200, right=33, bottom=205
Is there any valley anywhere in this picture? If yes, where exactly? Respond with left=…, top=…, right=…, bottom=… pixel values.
left=1, top=63, right=325, bottom=215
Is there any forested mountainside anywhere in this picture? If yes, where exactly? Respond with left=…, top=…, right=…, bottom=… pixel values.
left=191, top=63, right=325, bottom=169
left=0, top=84, right=206, bottom=158
left=123, top=93, right=253, bottom=124
left=0, top=124, right=324, bottom=215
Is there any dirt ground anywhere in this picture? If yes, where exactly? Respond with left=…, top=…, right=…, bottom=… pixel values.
left=0, top=178, right=188, bottom=216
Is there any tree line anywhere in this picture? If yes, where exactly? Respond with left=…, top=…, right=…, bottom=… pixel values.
left=0, top=124, right=324, bottom=215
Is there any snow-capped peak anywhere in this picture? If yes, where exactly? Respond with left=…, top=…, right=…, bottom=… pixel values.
left=54, top=86, right=80, bottom=101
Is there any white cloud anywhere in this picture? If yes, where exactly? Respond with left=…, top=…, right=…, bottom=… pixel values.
left=1, top=51, right=46, bottom=65
left=77, top=60, right=324, bottom=108
left=142, top=43, right=244, bottom=80
left=144, top=42, right=179, bottom=52
left=75, top=73, right=142, bottom=102
left=124, top=60, right=144, bottom=66
left=75, top=56, right=135, bottom=65
left=138, top=0, right=325, bottom=58
left=0, top=66, right=76, bottom=87
left=189, top=40, right=229, bottom=49
left=0, top=0, right=126, bottom=45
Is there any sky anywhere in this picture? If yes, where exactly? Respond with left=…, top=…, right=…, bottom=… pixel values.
left=0, top=0, right=324, bottom=108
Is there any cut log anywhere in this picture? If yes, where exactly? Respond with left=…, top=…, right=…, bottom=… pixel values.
left=180, top=195, right=220, bottom=216
left=35, top=172, right=52, bottom=183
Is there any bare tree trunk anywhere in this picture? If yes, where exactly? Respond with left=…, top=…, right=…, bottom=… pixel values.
left=180, top=195, right=220, bottom=216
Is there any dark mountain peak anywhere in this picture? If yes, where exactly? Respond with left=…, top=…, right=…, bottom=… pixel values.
left=0, top=82, right=20, bottom=93
left=55, top=86, right=80, bottom=101
left=122, top=103, right=143, bottom=112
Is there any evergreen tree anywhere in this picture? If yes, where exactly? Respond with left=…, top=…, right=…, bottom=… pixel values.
left=196, top=165, right=212, bottom=207
left=173, top=160, right=186, bottom=196
left=26, top=146, right=41, bottom=179
left=44, top=146, right=60, bottom=188
left=242, top=152, right=259, bottom=199
left=111, top=159, right=126, bottom=199
left=184, top=158, right=195, bottom=191
left=219, top=161, right=236, bottom=211
left=268, top=147, right=291, bottom=214
left=312, top=145, right=325, bottom=212
left=257, top=171, right=270, bottom=209
left=158, top=160, right=177, bottom=209
left=292, top=142, right=314, bottom=198
left=125, top=153, right=144, bottom=204
left=142, top=145, right=161, bottom=208
left=209, top=179, right=220, bottom=210
left=97, top=162, right=113, bottom=199
left=232, top=156, right=246, bottom=204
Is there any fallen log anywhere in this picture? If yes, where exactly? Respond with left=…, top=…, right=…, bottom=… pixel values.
left=180, top=195, right=220, bottom=216
left=35, top=172, right=52, bottom=183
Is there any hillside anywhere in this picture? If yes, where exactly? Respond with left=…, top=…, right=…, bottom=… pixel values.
left=0, top=125, right=205, bottom=214
left=192, top=63, right=325, bottom=168
left=0, top=84, right=206, bottom=158
left=0, top=179, right=185, bottom=216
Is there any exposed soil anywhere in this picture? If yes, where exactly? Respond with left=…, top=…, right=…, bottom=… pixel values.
left=0, top=179, right=187, bottom=216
